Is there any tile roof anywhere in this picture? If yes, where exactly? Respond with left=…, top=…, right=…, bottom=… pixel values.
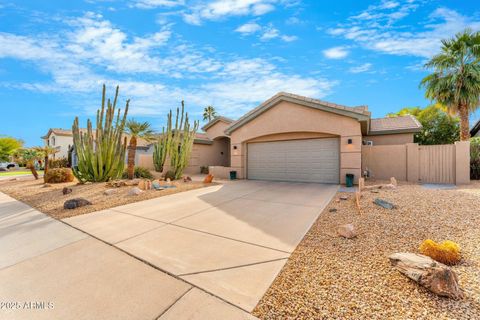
left=369, top=115, right=422, bottom=134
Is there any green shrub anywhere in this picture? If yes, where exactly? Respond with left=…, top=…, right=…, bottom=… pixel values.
left=48, top=158, right=69, bottom=169
left=122, top=166, right=153, bottom=179
left=164, top=170, right=175, bottom=181
left=44, top=168, right=75, bottom=183
left=471, top=137, right=480, bottom=180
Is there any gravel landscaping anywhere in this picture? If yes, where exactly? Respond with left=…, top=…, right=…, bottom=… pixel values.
left=253, top=181, right=480, bottom=320
left=0, top=177, right=214, bottom=219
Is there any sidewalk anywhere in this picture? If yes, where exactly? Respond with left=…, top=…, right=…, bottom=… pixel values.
left=0, top=192, right=256, bottom=320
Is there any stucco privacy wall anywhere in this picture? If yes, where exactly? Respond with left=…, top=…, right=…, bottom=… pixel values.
left=362, top=141, right=470, bottom=185
left=365, top=133, right=414, bottom=146
left=137, top=140, right=228, bottom=174
left=228, top=100, right=362, bottom=183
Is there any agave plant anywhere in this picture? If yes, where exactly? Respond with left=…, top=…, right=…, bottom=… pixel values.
left=72, top=85, right=129, bottom=183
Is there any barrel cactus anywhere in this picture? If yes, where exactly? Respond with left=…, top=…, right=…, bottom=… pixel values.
left=72, top=85, right=129, bottom=183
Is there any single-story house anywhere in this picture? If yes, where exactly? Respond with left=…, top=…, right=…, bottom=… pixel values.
left=140, top=92, right=422, bottom=184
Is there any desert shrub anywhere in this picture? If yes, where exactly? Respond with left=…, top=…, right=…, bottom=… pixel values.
left=470, top=137, right=480, bottom=180
left=200, top=166, right=209, bottom=174
left=419, top=239, right=461, bottom=265
left=122, top=166, right=153, bottom=179
left=164, top=170, right=175, bottom=181
left=44, top=168, right=75, bottom=183
left=48, top=157, right=69, bottom=169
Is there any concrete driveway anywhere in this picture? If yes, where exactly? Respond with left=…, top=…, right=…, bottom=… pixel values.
left=65, top=180, right=338, bottom=312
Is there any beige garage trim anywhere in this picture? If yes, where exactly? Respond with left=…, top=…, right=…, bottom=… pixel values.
left=247, top=138, right=340, bottom=184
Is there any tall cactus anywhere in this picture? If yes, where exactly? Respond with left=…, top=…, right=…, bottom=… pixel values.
left=153, top=110, right=173, bottom=172
left=169, top=101, right=199, bottom=179
left=72, top=85, right=129, bottom=183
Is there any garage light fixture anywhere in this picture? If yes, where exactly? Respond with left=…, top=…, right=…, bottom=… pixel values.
left=233, top=146, right=238, bottom=150
left=347, top=139, right=353, bottom=144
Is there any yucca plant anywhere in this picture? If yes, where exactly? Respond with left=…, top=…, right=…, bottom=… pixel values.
left=72, top=85, right=129, bottom=183
left=169, top=101, right=199, bottom=179
left=153, top=110, right=173, bottom=172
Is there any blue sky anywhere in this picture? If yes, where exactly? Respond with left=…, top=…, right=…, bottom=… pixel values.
left=1, top=0, right=479, bottom=146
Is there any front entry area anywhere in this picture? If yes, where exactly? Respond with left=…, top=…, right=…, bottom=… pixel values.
left=247, top=138, right=340, bottom=183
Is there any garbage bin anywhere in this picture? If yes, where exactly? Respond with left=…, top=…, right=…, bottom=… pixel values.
left=346, top=173, right=354, bottom=188
left=229, top=171, right=237, bottom=180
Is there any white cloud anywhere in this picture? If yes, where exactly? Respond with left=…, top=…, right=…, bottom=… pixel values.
left=236, top=22, right=297, bottom=42
left=182, top=0, right=278, bottom=25
left=349, top=63, right=372, bottom=73
left=322, top=46, right=349, bottom=59
left=235, top=22, right=261, bottom=34
left=329, top=2, right=480, bottom=58
left=0, top=15, right=333, bottom=118
left=132, top=0, right=185, bottom=9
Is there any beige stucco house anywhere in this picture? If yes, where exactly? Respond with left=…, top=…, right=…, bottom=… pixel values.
left=138, top=92, right=422, bottom=184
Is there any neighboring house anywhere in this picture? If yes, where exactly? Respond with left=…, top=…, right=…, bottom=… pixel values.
left=470, top=119, right=480, bottom=137
left=41, top=128, right=78, bottom=159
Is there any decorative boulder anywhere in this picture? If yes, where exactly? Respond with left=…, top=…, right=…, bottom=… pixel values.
left=152, top=181, right=163, bottom=190
left=62, top=187, right=72, bottom=195
left=128, top=187, right=143, bottom=196
left=103, top=189, right=116, bottom=196
left=374, top=198, right=396, bottom=209
left=64, top=198, right=92, bottom=210
left=389, top=253, right=464, bottom=299
left=337, top=224, right=356, bottom=239
left=183, top=176, right=192, bottom=182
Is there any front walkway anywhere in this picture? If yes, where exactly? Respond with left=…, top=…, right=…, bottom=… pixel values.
left=0, top=192, right=255, bottom=320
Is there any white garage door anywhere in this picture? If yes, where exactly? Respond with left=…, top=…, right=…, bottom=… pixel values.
left=247, top=138, right=340, bottom=183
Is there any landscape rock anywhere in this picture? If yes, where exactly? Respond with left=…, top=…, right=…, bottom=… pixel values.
left=203, top=174, right=214, bottom=183
left=389, top=253, right=464, bottom=299
left=138, top=180, right=152, bottom=190
left=64, top=198, right=92, bottom=210
left=103, top=188, right=116, bottom=196
left=106, top=180, right=127, bottom=188
left=152, top=181, right=163, bottom=190
left=329, top=208, right=337, bottom=213
left=183, top=176, right=192, bottom=182
left=42, top=184, right=52, bottom=188
left=337, top=224, right=357, bottom=239
left=374, top=198, right=396, bottom=209
left=340, top=195, right=349, bottom=200
left=62, top=187, right=72, bottom=195
left=128, top=187, right=143, bottom=196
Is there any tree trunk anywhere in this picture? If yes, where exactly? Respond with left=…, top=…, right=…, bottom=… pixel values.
left=44, top=156, right=49, bottom=174
left=458, top=105, right=470, bottom=141
left=27, top=161, right=39, bottom=180
left=127, top=136, right=137, bottom=180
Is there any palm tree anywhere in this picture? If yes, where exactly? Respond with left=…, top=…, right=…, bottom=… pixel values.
left=125, top=119, right=154, bottom=179
left=34, top=145, right=58, bottom=175
left=203, top=105, right=217, bottom=122
left=16, top=149, right=41, bottom=180
left=420, top=29, right=480, bottom=141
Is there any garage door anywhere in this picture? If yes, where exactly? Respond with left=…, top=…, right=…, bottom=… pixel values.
left=247, top=138, right=339, bottom=183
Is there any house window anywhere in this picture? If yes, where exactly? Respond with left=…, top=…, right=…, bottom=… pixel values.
left=51, top=136, right=56, bottom=146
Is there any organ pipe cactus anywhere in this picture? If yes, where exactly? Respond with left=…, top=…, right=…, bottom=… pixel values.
left=153, top=110, right=173, bottom=172
left=72, top=85, right=129, bottom=183
left=169, top=101, right=199, bottom=179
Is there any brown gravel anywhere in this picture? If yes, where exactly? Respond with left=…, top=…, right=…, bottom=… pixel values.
left=0, top=177, right=214, bottom=219
left=253, top=181, right=480, bottom=320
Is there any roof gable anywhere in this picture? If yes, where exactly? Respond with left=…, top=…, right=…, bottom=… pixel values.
left=225, top=92, right=371, bottom=135
left=201, top=116, right=234, bottom=131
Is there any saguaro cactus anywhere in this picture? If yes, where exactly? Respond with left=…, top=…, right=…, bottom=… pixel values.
left=72, top=85, right=129, bottom=183
left=169, top=101, right=199, bottom=179
left=153, top=110, right=173, bottom=172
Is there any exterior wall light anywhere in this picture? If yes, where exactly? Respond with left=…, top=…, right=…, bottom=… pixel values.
left=347, top=139, right=353, bottom=144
